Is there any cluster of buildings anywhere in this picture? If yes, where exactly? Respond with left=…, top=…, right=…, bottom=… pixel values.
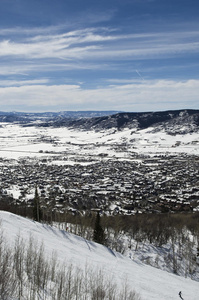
left=0, top=152, right=199, bottom=215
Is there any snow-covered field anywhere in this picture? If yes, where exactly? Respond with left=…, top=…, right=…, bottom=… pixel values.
left=0, top=123, right=199, bottom=162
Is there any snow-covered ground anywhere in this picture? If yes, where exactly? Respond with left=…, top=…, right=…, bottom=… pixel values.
left=0, top=123, right=199, bottom=162
left=0, top=211, right=199, bottom=300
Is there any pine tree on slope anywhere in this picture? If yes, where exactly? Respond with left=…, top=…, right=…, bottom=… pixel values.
left=93, top=212, right=105, bottom=245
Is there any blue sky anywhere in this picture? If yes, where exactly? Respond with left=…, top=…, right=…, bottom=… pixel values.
left=0, top=0, right=199, bottom=112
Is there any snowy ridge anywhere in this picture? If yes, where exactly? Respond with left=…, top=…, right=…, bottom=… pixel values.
left=0, top=211, right=199, bottom=300
left=47, top=109, right=199, bottom=134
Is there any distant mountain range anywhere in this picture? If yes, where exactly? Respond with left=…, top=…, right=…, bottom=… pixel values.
left=0, top=110, right=120, bottom=123
left=1, top=109, right=199, bottom=134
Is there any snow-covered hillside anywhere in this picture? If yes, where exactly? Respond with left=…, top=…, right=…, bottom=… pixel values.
left=0, top=211, right=199, bottom=300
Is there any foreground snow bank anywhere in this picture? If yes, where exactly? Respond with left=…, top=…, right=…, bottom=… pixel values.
left=0, top=211, right=199, bottom=300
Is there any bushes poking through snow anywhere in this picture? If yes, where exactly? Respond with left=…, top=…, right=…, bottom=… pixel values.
left=0, top=230, right=141, bottom=300
left=0, top=230, right=16, bottom=300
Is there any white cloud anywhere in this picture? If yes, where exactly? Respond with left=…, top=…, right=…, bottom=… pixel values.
left=0, top=79, right=198, bottom=111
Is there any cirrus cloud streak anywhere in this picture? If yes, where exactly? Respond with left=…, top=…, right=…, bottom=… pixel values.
left=0, top=27, right=199, bottom=61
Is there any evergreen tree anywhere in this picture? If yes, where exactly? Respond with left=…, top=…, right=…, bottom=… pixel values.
left=93, top=212, right=105, bottom=245
left=33, top=186, right=42, bottom=222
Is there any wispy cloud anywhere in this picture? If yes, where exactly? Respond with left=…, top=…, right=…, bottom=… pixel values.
left=0, top=79, right=50, bottom=87
left=0, top=27, right=199, bottom=61
left=0, top=25, right=65, bottom=36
